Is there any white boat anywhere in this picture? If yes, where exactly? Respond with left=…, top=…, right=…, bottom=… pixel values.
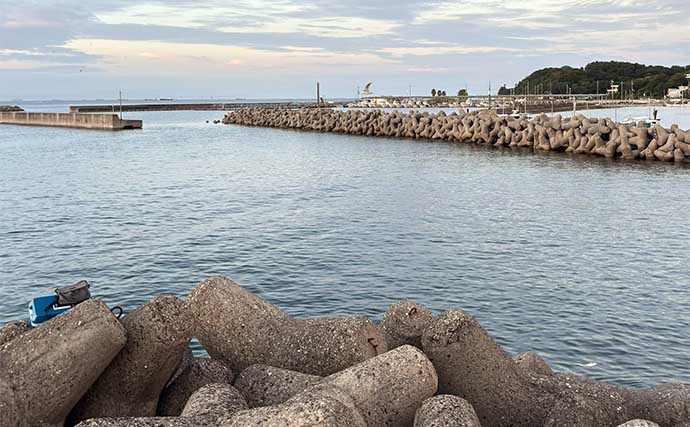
left=497, top=109, right=532, bottom=120
left=621, top=116, right=661, bottom=128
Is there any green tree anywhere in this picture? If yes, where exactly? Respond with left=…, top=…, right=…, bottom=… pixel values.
left=457, top=89, right=468, bottom=97
left=512, top=61, right=690, bottom=98
left=431, top=88, right=437, bottom=97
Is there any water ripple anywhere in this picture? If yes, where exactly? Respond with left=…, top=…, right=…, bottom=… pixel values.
left=1, top=108, right=689, bottom=388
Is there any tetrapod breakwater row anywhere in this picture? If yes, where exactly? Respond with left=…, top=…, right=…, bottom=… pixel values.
left=1, top=276, right=688, bottom=427
left=222, top=107, right=690, bottom=163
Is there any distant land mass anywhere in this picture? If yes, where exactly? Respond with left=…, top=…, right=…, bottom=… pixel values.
left=499, top=61, right=690, bottom=98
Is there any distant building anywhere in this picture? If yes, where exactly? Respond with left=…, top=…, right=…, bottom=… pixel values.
left=667, top=86, right=689, bottom=99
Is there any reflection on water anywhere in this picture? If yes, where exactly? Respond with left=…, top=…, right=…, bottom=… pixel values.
left=0, top=105, right=689, bottom=388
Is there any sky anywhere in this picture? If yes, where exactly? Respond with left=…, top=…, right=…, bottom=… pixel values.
left=1, top=0, right=689, bottom=100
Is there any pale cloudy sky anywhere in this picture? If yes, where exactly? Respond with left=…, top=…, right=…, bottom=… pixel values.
left=1, top=0, right=689, bottom=100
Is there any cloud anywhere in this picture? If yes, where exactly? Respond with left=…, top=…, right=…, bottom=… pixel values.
left=62, top=38, right=397, bottom=76
left=96, top=2, right=399, bottom=37
left=406, top=66, right=449, bottom=72
left=0, top=0, right=688, bottom=99
left=380, top=46, right=520, bottom=57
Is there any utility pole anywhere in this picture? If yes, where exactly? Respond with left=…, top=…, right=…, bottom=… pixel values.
left=316, top=82, right=320, bottom=107
left=119, top=90, right=123, bottom=119
left=631, top=80, right=634, bottom=100
left=488, top=82, right=492, bottom=110
left=408, top=84, right=413, bottom=97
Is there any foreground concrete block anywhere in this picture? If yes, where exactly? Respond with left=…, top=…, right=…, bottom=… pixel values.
left=628, top=383, right=690, bottom=427
left=422, top=310, right=549, bottom=427
left=0, top=299, right=126, bottom=427
left=540, top=373, right=630, bottom=427
left=223, top=346, right=436, bottom=427
left=181, top=383, right=248, bottom=420
left=188, top=276, right=386, bottom=375
left=234, top=364, right=321, bottom=407
left=0, top=320, right=30, bottom=347
left=414, top=395, right=481, bottom=427
left=76, top=418, right=204, bottom=426
left=379, top=301, right=434, bottom=349
left=323, top=344, right=438, bottom=427
left=422, top=310, right=635, bottom=427
left=222, top=383, right=366, bottom=427
left=158, top=357, right=235, bottom=416
left=616, top=421, right=660, bottom=427
left=70, top=296, right=194, bottom=422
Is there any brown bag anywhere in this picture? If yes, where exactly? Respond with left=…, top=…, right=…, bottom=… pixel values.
left=55, top=280, right=91, bottom=306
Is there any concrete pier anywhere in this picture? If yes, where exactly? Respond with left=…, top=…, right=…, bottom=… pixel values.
left=69, top=102, right=321, bottom=113
left=0, top=112, right=142, bottom=130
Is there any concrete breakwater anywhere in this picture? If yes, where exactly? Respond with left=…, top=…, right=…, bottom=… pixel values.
left=69, top=102, right=323, bottom=113
left=1, top=276, right=688, bottom=427
left=0, top=112, right=142, bottom=130
left=223, top=107, right=690, bottom=163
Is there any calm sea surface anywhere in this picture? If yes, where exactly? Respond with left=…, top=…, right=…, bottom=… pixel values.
left=1, top=102, right=689, bottom=388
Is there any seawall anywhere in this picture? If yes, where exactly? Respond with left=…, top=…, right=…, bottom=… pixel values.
left=0, top=112, right=142, bottom=131
left=69, top=102, right=322, bottom=113
left=223, top=107, right=690, bottom=163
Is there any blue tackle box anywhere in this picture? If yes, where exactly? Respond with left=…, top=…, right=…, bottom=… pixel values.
left=28, top=295, right=72, bottom=327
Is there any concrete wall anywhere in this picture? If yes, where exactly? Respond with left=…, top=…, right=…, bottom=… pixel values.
left=0, top=112, right=142, bottom=130
left=69, top=102, right=319, bottom=113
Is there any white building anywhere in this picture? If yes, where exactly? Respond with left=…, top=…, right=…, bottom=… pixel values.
left=668, top=86, right=689, bottom=99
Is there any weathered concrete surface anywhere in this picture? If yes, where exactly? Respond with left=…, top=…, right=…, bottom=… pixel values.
left=628, top=383, right=690, bottom=427
left=514, top=351, right=554, bottom=376
left=422, top=310, right=549, bottom=427
left=617, top=421, right=661, bottom=427
left=222, top=383, right=367, bottom=427
left=322, top=344, right=438, bottom=427
left=70, top=296, right=194, bottom=423
left=165, top=346, right=194, bottom=390
left=0, top=112, right=142, bottom=130
left=414, top=395, right=482, bottom=427
left=422, top=310, right=636, bottom=427
left=232, top=345, right=436, bottom=425
left=188, top=276, right=386, bottom=375
left=234, top=364, right=321, bottom=408
left=158, top=357, right=235, bottom=416
left=181, top=383, right=248, bottom=420
left=538, top=372, right=630, bottom=427
left=0, top=320, right=30, bottom=347
left=379, top=300, right=434, bottom=349
left=76, top=418, right=204, bottom=426
left=223, top=346, right=436, bottom=427
left=0, top=299, right=126, bottom=427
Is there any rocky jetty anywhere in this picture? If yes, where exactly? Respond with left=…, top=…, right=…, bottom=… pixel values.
left=222, top=107, right=690, bottom=163
left=0, top=275, right=688, bottom=427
